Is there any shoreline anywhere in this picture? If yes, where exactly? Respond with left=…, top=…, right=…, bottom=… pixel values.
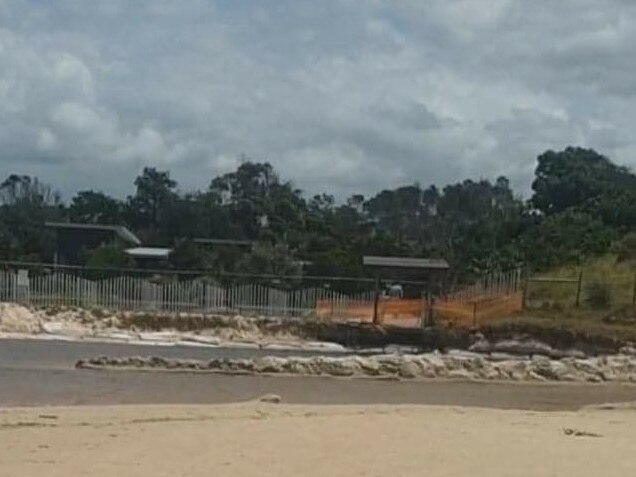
left=0, top=331, right=350, bottom=353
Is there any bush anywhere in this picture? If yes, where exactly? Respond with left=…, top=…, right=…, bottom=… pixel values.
left=83, top=242, right=134, bottom=279
left=169, top=239, right=215, bottom=270
left=612, top=233, right=636, bottom=263
left=236, top=243, right=302, bottom=277
left=585, top=280, right=612, bottom=309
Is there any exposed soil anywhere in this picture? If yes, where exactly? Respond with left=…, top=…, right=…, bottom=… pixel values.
left=2, top=302, right=634, bottom=355
left=312, top=321, right=630, bottom=355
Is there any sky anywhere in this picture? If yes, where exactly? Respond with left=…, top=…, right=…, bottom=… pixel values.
left=1, top=0, right=636, bottom=201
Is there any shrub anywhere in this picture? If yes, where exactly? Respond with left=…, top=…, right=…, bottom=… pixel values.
left=585, top=280, right=612, bottom=309
left=83, top=242, right=133, bottom=279
left=612, top=233, right=636, bottom=263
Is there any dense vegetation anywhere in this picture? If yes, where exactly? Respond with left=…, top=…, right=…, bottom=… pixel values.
left=1, top=147, right=635, bottom=280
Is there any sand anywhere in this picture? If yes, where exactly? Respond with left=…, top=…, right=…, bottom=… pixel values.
left=1, top=402, right=636, bottom=476
left=0, top=303, right=314, bottom=348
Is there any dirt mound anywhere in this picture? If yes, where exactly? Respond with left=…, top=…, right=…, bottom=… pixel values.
left=120, top=312, right=310, bottom=344
left=0, top=304, right=312, bottom=346
left=0, top=304, right=122, bottom=336
left=0, top=303, right=39, bottom=334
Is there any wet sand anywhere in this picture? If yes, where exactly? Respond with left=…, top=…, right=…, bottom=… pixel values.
left=2, top=402, right=635, bottom=477
left=4, top=339, right=636, bottom=476
left=3, top=367, right=636, bottom=410
left=2, top=338, right=636, bottom=410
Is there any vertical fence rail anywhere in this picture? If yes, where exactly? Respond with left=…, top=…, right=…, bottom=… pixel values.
left=0, top=267, right=529, bottom=324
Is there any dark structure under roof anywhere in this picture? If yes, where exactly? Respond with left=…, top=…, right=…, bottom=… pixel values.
left=362, top=255, right=450, bottom=326
left=45, top=222, right=141, bottom=265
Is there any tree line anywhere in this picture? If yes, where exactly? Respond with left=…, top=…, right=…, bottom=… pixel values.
left=1, top=147, right=636, bottom=280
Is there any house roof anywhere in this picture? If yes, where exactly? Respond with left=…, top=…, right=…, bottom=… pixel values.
left=192, top=238, right=254, bottom=247
left=45, top=222, right=141, bottom=245
left=362, top=256, right=450, bottom=270
left=125, top=247, right=172, bottom=259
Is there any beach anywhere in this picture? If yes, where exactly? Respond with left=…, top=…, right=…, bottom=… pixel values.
left=2, top=402, right=635, bottom=476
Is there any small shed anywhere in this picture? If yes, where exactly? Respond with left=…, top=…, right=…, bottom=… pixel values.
left=125, top=247, right=172, bottom=269
left=363, top=256, right=449, bottom=272
left=363, top=255, right=450, bottom=325
left=363, top=256, right=449, bottom=292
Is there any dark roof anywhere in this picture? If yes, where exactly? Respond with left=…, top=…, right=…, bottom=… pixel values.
left=192, top=238, right=254, bottom=247
left=363, top=256, right=450, bottom=270
left=45, top=222, right=141, bottom=245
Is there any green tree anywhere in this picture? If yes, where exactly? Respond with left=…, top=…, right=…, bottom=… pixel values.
left=69, top=190, right=124, bottom=224
left=234, top=243, right=302, bottom=285
left=127, top=167, right=178, bottom=243
left=519, top=210, right=614, bottom=270
left=0, top=175, right=62, bottom=261
left=209, top=160, right=306, bottom=243
left=169, top=239, right=216, bottom=270
left=531, top=147, right=636, bottom=216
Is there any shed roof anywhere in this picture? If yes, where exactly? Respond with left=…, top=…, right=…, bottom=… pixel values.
left=362, top=256, right=449, bottom=270
left=125, top=247, right=172, bottom=258
left=45, top=222, right=141, bottom=245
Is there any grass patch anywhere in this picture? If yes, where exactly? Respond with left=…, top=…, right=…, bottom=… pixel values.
left=527, top=255, right=636, bottom=309
left=491, top=308, right=636, bottom=343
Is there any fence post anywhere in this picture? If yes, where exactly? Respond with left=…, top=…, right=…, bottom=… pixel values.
left=632, top=272, right=636, bottom=309
left=472, top=302, right=477, bottom=327
left=575, top=270, right=583, bottom=308
left=372, top=277, right=380, bottom=325
left=426, top=294, right=435, bottom=327
left=521, top=272, right=529, bottom=311
left=16, top=269, right=29, bottom=306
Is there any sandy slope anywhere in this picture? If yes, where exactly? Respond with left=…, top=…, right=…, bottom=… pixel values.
left=1, top=402, right=635, bottom=476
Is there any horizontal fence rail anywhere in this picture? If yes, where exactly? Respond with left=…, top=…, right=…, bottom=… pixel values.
left=0, top=266, right=525, bottom=327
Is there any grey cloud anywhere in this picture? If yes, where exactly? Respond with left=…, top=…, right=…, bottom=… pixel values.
left=1, top=0, right=636, bottom=201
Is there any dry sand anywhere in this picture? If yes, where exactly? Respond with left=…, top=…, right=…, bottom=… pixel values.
left=0, top=303, right=312, bottom=347
left=1, top=402, right=636, bottom=476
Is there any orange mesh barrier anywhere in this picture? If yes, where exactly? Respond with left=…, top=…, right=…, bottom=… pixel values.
left=315, top=301, right=375, bottom=321
left=434, top=292, right=523, bottom=327
left=316, top=298, right=423, bottom=327
left=317, top=292, right=523, bottom=328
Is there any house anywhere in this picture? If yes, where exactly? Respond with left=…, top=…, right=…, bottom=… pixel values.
left=45, top=222, right=141, bottom=265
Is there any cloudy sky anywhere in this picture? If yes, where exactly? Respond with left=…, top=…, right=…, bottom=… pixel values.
left=1, top=0, right=635, bottom=200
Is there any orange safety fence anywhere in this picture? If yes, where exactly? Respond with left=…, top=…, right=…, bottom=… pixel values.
left=316, top=292, right=523, bottom=328
left=434, top=292, right=523, bottom=327
left=316, top=298, right=423, bottom=327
